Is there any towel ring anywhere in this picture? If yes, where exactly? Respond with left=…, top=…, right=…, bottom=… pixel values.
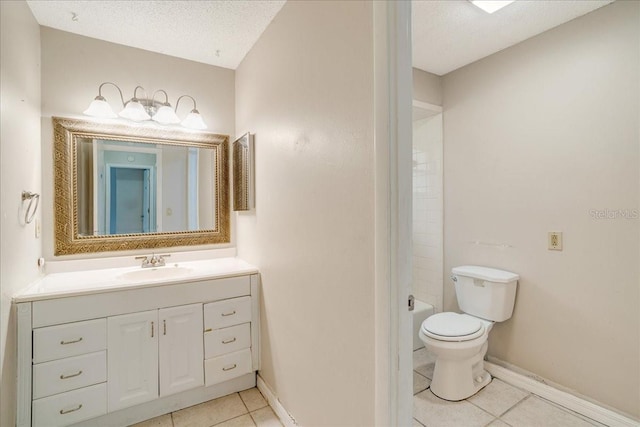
left=21, top=191, right=40, bottom=224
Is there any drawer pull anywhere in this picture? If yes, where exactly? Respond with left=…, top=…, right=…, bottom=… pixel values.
left=222, top=337, right=237, bottom=344
left=60, top=370, right=83, bottom=380
left=60, top=404, right=83, bottom=415
left=60, top=337, right=83, bottom=345
left=204, top=328, right=213, bottom=333
left=222, top=364, right=237, bottom=371
left=221, top=310, right=236, bottom=317
left=163, top=319, right=167, bottom=336
left=151, top=321, right=154, bottom=338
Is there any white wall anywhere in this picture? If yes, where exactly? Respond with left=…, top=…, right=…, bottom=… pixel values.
left=412, top=115, right=443, bottom=312
left=40, top=27, right=236, bottom=259
left=0, top=2, right=42, bottom=425
left=413, top=68, right=442, bottom=106
left=235, top=1, right=375, bottom=425
left=442, top=1, right=639, bottom=417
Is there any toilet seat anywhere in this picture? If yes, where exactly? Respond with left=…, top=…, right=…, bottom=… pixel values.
left=422, top=312, right=485, bottom=342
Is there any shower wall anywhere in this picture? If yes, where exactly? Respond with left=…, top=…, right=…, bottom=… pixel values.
left=412, top=113, right=443, bottom=312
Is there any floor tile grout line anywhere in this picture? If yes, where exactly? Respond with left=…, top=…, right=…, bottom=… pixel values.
left=498, top=393, right=533, bottom=420
left=535, top=394, right=606, bottom=426
left=461, top=396, right=497, bottom=419
left=481, top=417, right=499, bottom=427
left=210, top=412, right=257, bottom=427
left=412, top=416, right=426, bottom=427
left=465, top=389, right=529, bottom=418
left=237, top=390, right=252, bottom=414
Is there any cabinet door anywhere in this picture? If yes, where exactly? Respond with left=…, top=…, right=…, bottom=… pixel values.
left=159, top=303, right=204, bottom=396
left=107, top=310, right=158, bottom=411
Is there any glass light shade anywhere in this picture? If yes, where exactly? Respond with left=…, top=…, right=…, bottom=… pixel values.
left=469, top=0, right=516, bottom=13
left=181, top=111, right=207, bottom=130
left=119, top=100, right=151, bottom=121
left=83, top=98, right=117, bottom=118
left=152, top=105, right=181, bottom=124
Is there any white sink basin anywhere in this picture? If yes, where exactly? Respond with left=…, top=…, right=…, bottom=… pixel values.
left=118, top=266, right=193, bottom=282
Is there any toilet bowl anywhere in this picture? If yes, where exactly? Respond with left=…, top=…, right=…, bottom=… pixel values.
left=419, top=266, right=519, bottom=401
left=419, top=312, right=493, bottom=400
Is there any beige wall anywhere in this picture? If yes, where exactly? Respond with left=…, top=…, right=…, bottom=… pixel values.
left=235, top=1, right=375, bottom=425
left=40, top=27, right=235, bottom=259
left=442, top=1, right=639, bottom=417
left=0, top=1, right=42, bottom=425
left=413, top=68, right=442, bottom=105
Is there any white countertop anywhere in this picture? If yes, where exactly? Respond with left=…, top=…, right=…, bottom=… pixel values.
left=13, top=257, right=258, bottom=303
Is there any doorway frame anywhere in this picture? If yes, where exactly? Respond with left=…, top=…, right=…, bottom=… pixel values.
left=373, top=1, right=413, bottom=426
left=105, top=164, right=156, bottom=234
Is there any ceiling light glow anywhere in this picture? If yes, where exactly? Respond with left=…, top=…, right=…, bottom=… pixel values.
left=470, top=0, right=516, bottom=14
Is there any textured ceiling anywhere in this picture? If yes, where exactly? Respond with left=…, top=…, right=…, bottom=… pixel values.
left=412, top=0, right=615, bottom=75
left=26, top=0, right=286, bottom=70
left=27, top=1, right=615, bottom=75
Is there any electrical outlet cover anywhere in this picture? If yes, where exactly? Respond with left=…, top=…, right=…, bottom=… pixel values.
left=548, top=231, right=563, bottom=251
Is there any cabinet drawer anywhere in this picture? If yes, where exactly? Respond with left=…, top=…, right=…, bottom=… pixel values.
left=32, top=382, right=107, bottom=427
left=205, top=348, right=252, bottom=386
left=33, top=351, right=107, bottom=399
left=205, top=323, right=251, bottom=359
left=204, top=296, right=251, bottom=330
left=34, top=319, right=106, bottom=363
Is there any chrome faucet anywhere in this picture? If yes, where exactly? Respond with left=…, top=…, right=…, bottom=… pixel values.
left=135, top=253, right=170, bottom=268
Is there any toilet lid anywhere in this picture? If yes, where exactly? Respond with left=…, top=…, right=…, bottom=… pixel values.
left=422, top=312, right=484, bottom=342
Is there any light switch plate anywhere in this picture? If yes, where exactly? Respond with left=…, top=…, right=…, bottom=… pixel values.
left=548, top=231, right=562, bottom=251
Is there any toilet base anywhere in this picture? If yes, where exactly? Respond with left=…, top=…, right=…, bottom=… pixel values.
left=429, top=341, right=491, bottom=401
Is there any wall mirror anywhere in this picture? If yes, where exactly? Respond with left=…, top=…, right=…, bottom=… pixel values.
left=53, top=117, right=229, bottom=255
left=233, top=133, right=254, bottom=211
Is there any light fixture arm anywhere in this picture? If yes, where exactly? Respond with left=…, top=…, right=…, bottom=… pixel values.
left=152, top=89, right=171, bottom=106
left=175, top=94, right=199, bottom=113
left=97, top=82, right=125, bottom=106
left=130, top=85, right=148, bottom=103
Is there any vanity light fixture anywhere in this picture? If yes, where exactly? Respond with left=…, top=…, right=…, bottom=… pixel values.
left=119, top=86, right=151, bottom=122
left=176, top=95, right=207, bottom=130
left=469, top=0, right=516, bottom=14
left=84, top=82, right=207, bottom=130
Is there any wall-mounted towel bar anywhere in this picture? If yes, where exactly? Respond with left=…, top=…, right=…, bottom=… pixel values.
left=22, top=191, right=40, bottom=224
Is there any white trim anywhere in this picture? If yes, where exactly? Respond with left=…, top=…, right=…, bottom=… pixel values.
left=412, top=100, right=442, bottom=113
left=16, top=303, right=32, bottom=427
left=485, top=361, right=640, bottom=427
left=256, top=375, right=298, bottom=427
left=373, top=2, right=413, bottom=426
left=373, top=2, right=393, bottom=425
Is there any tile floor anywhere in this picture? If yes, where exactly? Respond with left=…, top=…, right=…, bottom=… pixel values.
left=131, top=388, right=283, bottom=427
left=413, top=348, right=606, bottom=427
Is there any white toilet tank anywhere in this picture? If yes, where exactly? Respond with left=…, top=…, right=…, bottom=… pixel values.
left=452, top=266, right=519, bottom=322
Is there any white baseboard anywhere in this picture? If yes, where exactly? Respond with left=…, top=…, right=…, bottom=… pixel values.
left=485, top=361, right=639, bottom=427
left=257, top=374, right=299, bottom=427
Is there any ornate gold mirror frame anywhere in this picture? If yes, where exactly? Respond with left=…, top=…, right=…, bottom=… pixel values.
left=53, top=117, right=230, bottom=255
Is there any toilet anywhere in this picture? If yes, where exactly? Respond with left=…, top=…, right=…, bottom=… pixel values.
left=419, top=265, right=519, bottom=401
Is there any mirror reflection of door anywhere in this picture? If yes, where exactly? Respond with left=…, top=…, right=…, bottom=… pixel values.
left=108, top=166, right=155, bottom=234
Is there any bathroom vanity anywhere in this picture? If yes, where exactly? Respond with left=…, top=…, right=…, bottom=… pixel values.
left=13, top=258, right=260, bottom=427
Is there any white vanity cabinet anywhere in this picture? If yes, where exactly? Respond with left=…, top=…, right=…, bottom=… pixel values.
left=108, top=303, right=204, bottom=411
left=15, top=265, right=260, bottom=427
left=107, top=310, right=159, bottom=411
